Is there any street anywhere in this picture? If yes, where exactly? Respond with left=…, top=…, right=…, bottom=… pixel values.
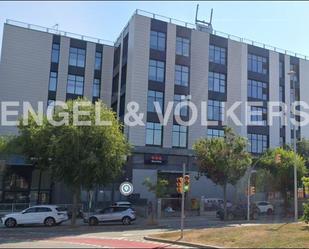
left=0, top=222, right=182, bottom=248
left=0, top=215, right=295, bottom=248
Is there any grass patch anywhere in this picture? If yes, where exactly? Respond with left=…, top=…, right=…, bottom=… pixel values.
left=152, top=223, right=309, bottom=248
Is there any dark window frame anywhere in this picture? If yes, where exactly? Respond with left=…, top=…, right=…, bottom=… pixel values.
left=172, top=124, right=187, bottom=148
left=67, top=74, right=84, bottom=95
left=69, top=47, right=86, bottom=68
left=146, top=122, right=163, bottom=146
left=150, top=30, right=166, bottom=52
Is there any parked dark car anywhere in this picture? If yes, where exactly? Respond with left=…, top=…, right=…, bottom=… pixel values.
left=216, top=203, right=259, bottom=221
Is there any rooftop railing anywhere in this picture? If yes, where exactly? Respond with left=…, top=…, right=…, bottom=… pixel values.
left=135, top=9, right=308, bottom=60
left=5, top=19, right=115, bottom=46
left=5, top=11, right=309, bottom=61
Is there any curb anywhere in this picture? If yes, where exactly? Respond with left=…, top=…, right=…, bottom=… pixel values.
left=144, top=236, right=222, bottom=248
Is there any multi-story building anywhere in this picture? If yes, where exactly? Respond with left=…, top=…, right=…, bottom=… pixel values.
left=1, top=10, right=309, bottom=204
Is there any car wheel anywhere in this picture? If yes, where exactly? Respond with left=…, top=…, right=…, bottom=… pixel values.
left=267, top=209, right=273, bottom=215
left=5, top=218, right=17, bottom=228
left=89, top=217, right=99, bottom=226
left=122, top=216, right=131, bottom=225
left=44, top=217, right=56, bottom=227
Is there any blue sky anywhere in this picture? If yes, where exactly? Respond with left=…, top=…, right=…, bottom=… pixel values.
left=0, top=1, right=308, bottom=56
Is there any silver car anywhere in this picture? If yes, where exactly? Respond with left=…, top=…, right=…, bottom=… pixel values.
left=84, top=206, right=136, bottom=226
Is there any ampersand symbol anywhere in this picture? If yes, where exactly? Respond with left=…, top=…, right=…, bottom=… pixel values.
left=124, top=101, right=144, bottom=126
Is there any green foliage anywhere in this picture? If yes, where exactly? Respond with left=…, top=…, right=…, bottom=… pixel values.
left=259, top=147, right=307, bottom=194
left=46, top=98, right=131, bottom=190
left=193, top=127, right=251, bottom=220
left=255, top=168, right=275, bottom=193
left=0, top=135, right=22, bottom=157
left=297, top=138, right=309, bottom=167
left=143, top=177, right=169, bottom=198
left=193, top=127, right=252, bottom=186
left=302, top=202, right=309, bottom=224
left=259, top=147, right=307, bottom=209
left=302, top=176, right=309, bottom=187
left=17, top=98, right=131, bottom=224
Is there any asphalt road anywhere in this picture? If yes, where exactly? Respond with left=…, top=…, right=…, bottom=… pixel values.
left=0, top=215, right=292, bottom=248
left=0, top=222, right=182, bottom=248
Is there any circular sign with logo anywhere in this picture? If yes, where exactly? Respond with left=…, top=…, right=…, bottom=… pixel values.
left=119, top=181, right=134, bottom=196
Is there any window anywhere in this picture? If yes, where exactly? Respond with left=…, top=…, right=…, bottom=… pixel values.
left=150, top=31, right=166, bottom=51
left=247, top=133, right=268, bottom=154
left=69, top=47, right=86, bottom=67
left=175, top=65, right=189, bottom=86
left=24, top=207, right=37, bottom=213
left=208, top=100, right=224, bottom=121
left=147, top=90, right=164, bottom=113
left=146, top=122, right=162, bottom=146
left=176, top=37, right=190, bottom=57
left=51, top=43, right=60, bottom=63
left=207, top=128, right=224, bottom=138
left=209, top=45, right=226, bottom=65
left=93, top=78, right=101, bottom=98
left=67, top=74, right=84, bottom=95
left=208, top=72, right=226, bottom=93
left=248, top=53, right=268, bottom=74
left=279, top=85, right=284, bottom=102
left=290, top=64, right=298, bottom=82
left=48, top=72, right=58, bottom=92
left=148, top=59, right=165, bottom=82
left=174, top=94, right=188, bottom=116
left=249, top=106, right=267, bottom=126
left=248, top=79, right=267, bottom=100
left=95, top=52, right=102, bottom=70
left=47, top=100, right=55, bottom=109
left=279, top=61, right=284, bottom=79
left=172, top=125, right=187, bottom=148
left=36, top=207, right=52, bottom=212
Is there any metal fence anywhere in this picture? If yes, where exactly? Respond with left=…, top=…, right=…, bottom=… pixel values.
left=135, top=9, right=308, bottom=60
left=5, top=19, right=114, bottom=46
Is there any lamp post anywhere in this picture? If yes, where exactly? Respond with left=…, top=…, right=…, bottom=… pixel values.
left=288, top=69, right=298, bottom=221
left=247, top=168, right=257, bottom=221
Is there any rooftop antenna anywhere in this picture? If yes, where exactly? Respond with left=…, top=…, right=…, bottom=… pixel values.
left=52, top=23, right=59, bottom=31
left=195, top=4, right=213, bottom=34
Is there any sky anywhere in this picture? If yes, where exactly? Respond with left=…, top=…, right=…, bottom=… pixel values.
left=0, top=1, right=308, bottom=57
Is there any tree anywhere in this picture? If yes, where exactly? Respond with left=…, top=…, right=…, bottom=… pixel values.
left=18, top=98, right=131, bottom=225
left=297, top=139, right=309, bottom=168
left=259, top=147, right=307, bottom=209
left=193, top=127, right=252, bottom=220
left=142, top=177, right=169, bottom=198
left=301, top=177, right=309, bottom=224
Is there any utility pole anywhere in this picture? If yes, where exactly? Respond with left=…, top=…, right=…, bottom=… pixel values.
left=180, top=162, right=185, bottom=239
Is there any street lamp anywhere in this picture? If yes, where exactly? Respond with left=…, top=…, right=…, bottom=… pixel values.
left=288, top=69, right=298, bottom=222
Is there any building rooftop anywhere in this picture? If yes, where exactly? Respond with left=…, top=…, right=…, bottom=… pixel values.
left=5, top=9, right=309, bottom=60
left=135, top=9, right=308, bottom=60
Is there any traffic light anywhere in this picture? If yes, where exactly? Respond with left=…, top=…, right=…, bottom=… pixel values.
left=250, top=186, right=256, bottom=195
left=184, top=175, right=190, bottom=192
left=275, top=153, right=282, bottom=164
left=176, top=177, right=183, bottom=193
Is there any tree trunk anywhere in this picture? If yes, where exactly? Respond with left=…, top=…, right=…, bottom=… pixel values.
left=71, top=187, right=79, bottom=226
left=223, top=183, right=227, bottom=221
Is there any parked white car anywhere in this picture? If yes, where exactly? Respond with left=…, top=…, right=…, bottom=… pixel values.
left=256, top=201, right=274, bottom=214
left=85, top=206, right=136, bottom=225
left=0, top=205, right=69, bottom=228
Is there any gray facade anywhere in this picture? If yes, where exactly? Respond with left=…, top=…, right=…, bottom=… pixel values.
left=1, top=10, right=309, bottom=203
